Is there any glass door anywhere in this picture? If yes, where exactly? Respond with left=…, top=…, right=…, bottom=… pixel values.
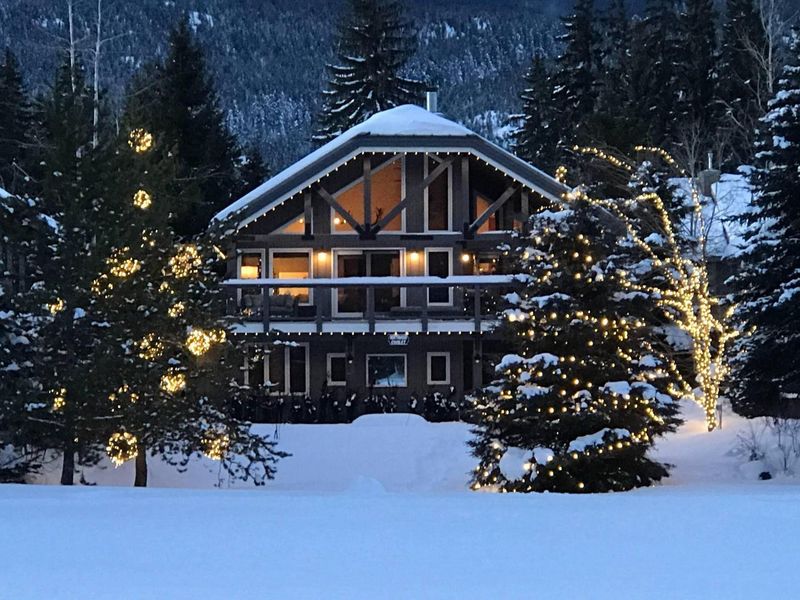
left=370, top=251, right=401, bottom=313
left=335, top=252, right=366, bottom=315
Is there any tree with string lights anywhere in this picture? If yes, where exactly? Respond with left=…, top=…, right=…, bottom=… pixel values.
left=93, top=110, right=286, bottom=486
left=470, top=201, right=682, bottom=493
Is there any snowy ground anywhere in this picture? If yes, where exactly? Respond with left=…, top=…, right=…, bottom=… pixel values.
left=2, top=403, right=800, bottom=599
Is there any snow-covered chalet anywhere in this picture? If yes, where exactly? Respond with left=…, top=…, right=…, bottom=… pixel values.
left=215, top=102, right=569, bottom=419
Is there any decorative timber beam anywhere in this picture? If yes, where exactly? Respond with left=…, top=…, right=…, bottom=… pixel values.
left=315, top=185, right=364, bottom=235
left=468, top=184, right=518, bottom=234
left=372, top=157, right=454, bottom=234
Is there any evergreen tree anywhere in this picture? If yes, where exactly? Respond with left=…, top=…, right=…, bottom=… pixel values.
left=0, top=49, right=35, bottom=195
left=137, top=20, right=241, bottom=236
left=676, top=0, right=719, bottom=163
left=630, top=0, right=683, bottom=146
left=550, top=0, right=597, bottom=150
left=470, top=202, right=681, bottom=493
left=92, top=94, right=285, bottom=486
left=33, top=58, right=118, bottom=484
left=590, top=0, right=646, bottom=152
left=313, top=0, right=427, bottom=144
left=730, top=32, right=800, bottom=417
left=512, top=53, right=558, bottom=173
left=0, top=189, right=55, bottom=481
left=718, top=0, right=769, bottom=166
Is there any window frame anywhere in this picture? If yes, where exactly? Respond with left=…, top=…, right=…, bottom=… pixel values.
left=237, top=249, right=266, bottom=305
left=366, top=353, right=408, bottom=389
left=427, top=352, right=451, bottom=385
left=326, top=353, right=347, bottom=387
left=332, top=248, right=407, bottom=317
left=268, top=247, right=314, bottom=306
left=423, top=154, right=453, bottom=232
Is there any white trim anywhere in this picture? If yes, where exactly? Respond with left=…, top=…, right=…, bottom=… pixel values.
left=423, top=153, right=453, bottom=232
left=332, top=248, right=407, bottom=317
left=427, top=352, right=451, bottom=385
left=326, top=353, right=347, bottom=387
left=424, top=248, right=453, bottom=306
left=366, top=353, right=408, bottom=388
left=269, top=248, right=314, bottom=305
left=330, top=155, right=406, bottom=234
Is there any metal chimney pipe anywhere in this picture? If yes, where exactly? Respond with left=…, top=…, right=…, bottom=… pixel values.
left=426, top=91, right=438, bottom=113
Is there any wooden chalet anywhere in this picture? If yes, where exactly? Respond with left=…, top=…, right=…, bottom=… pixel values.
left=216, top=103, right=568, bottom=419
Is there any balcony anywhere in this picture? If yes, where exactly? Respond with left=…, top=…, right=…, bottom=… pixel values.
left=223, top=275, right=519, bottom=335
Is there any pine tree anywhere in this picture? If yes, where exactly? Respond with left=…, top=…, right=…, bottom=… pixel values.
left=675, top=0, right=719, bottom=163
left=718, top=0, right=769, bottom=166
left=33, top=58, right=118, bottom=484
left=136, top=20, right=241, bottom=236
left=550, top=0, right=597, bottom=150
left=590, top=0, right=646, bottom=152
left=730, top=32, right=800, bottom=417
left=91, top=96, right=285, bottom=486
left=470, top=202, right=681, bottom=493
left=512, top=53, right=558, bottom=173
left=313, top=0, right=427, bottom=144
left=630, top=0, right=683, bottom=146
left=0, top=49, right=35, bottom=195
left=0, top=188, right=56, bottom=481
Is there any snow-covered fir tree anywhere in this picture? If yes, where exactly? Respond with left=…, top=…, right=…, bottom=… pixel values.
left=730, top=31, right=800, bottom=417
left=550, top=0, right=596, bottom=149
left=470, top=202, right=681, bottom=493
left=313, top=0, right=427, bottom=144
left=0, top=188, right=57, bottom=481
left=512, top=52, right=557, bottom=173
left=0, top=49, right=36, bottom=195
left=630, top=0, right=684, bottom=146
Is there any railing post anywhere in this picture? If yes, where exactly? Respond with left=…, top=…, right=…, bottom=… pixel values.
left=262, top=286, right=271, bottom=332
left=366, top=286, right=375, bottom=334
left=473, top=285, right=481, bottom=334
left=421, top=286, right=428, bottom=333
left=316, top=302, right=323, bottom=333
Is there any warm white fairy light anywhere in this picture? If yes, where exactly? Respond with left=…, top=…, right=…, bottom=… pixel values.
left=52, top=388, right=67, bottom=411
left=160, top=370, right=186, bottom=394
left=185, top=328, right=226, bottom=356
left=169, top=244, right=202, bottom=278
left=128, top=129, right=153, bottom=154
left=137, top=333, right=164, bottom=361
left=47, top=298, right=65, bottom=315
left=203, top=431, right=230, bottom=461
left=133, top=189, right=152, bottom=210
left=168, top=302, right=185, bottom=318
left=106, top=431, right=138, bottom=466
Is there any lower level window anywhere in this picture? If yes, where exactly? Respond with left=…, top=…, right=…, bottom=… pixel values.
left=267, top=344, right=309, bottom=394
left=427, top=352, right=450, bottom=385
left=327, top=353, right=347, bottom=386
left=367, top=354, right=407, bottom=388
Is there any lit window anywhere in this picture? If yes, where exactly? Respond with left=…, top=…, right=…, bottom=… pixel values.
left=334, top=158, right=403, bottom=232
left=240, top=253, right=262, bottom=279
left=427, top=353, right=450, bottom=385
left=271, top=251, right=311, bottom=303
left=366, top=354, right=407, bottom=388
left=278, top=214, right=307, bottom=234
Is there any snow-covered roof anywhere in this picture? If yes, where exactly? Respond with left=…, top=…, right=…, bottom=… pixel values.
left=214, top=104, right=568, bottom=227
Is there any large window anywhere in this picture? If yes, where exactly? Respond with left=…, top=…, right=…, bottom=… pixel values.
left=425, top=157, right=450, bottom=231
left=425, top=249, right=452, bottom=305
left=327, top=353, right=347, bottom=387
left=335, top=250, right=402, bottom=314
left=267, top=344, right=309, bottom=395
left=333, top=158, right=403, bottom=232
left=277, top=214, right=307, bottom=234
left=270, top=251, right=311, bottom=304
left=427, top=352, right=450, bottom=385
left=238, top=251, right=265, bottom=313
left=367, top=354, right=407, bottom=388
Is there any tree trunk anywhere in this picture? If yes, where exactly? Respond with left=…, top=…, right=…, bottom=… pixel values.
left=60, top=443, right=74, bottom=485
left=134, top=444, right=147, bottom=487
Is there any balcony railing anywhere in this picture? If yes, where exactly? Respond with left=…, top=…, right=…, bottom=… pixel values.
left=223, top=275, right=520, bottom=334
